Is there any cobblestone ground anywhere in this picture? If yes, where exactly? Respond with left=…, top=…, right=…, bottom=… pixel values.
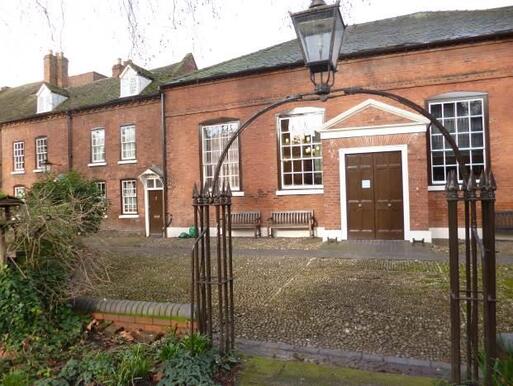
left=82, top=232, right=513, bottom=363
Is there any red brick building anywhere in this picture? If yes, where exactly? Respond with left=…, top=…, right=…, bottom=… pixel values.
left=1, top=7, right=513, bottom=241
left=162, top=7, right=513, bottom=242
left=0, top=51, right=197, bottom=234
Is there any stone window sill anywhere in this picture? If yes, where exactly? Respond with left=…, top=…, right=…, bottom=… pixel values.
left=33, top=169, right=45, bottom=173
left=276, top=189, right=324, bottom=196
left=232, top=191, right=245, bottom=197
left=427, top=185, right=446, bottom=192
left=119, top=214, right=139, bottom=219
left=88, top=162, right=107, bottom=167
left=118, top=160, right=137, bottom=165
left=11, top=171, right=25, bottom=175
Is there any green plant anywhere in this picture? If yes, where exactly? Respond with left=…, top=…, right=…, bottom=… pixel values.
left=0, top=266, right=45, bottom=349
left=157, top=333, right=237, bottom=386
left=181, top=333, right=211, bottom=356
left=115, top=344, right=151, bottom=386
left=479, top=351, right=513, bottom=385
left=0, top=369, right=31, bottom=386
left=28, top=171, right=107, bottom=234
left=158, top=351, right=217, bottom=386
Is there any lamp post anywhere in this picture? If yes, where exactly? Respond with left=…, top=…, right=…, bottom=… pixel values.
left=195, top=3, right=497, bottom=384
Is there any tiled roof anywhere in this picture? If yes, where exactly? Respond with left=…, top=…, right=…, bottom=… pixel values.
left=166, top=6, right=513, bottom=87
left=0, top=53, right=195, bottom=124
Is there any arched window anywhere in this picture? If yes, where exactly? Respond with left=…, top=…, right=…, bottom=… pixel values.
left=277, top=107, right=325, bottom=189
left=428, top=92, right=487, bottom=184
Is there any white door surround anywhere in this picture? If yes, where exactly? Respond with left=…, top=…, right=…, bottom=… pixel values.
left=139, top=168, right=165, bottom=237
left=339, top=144, right=415, bottom=241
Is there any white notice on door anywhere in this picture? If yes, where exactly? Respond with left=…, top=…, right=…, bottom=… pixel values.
left=361, top=179, right=371, bottom=189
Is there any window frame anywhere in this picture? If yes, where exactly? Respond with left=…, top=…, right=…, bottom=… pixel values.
left=427, top=93, right=489, bottom=186
left=120, top=124, right=137, bottom=161
left=13, top=141, right=25, bottom=172
left=35, top=136, right=48, bottom=170
left=95, top=181, right=107, bottom=200
left=199, top=120, right=242, bottom=191
left=13, top=185, right=26, bottom=199
left=276, top=108, right=325, bottom=190
left=90, top=128, right=106, bottom=164
left=120, top=179, right=138, bottom=215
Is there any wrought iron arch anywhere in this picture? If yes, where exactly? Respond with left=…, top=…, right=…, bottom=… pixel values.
left=192, top=87, right=497, bottom=386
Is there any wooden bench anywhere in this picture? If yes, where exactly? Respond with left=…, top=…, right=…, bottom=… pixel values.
left=267, top=210, right=315, bottom=238
left=231, top=211, right=261, bottom=238
left=497, top=211, right=513, bottom=232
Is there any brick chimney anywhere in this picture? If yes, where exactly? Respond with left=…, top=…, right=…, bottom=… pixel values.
left=112, top=58, right=125, bottom=78
left=56, top=52, right=69, bottom=88
left=44, top=51, right=69, bottom=88
left=44, top=50, right=57, bottom=85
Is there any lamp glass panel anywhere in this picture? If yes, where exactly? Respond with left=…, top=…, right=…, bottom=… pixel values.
left=330, top=9, right=345, bottom=69
left=294, top=8, right=335, bottom=64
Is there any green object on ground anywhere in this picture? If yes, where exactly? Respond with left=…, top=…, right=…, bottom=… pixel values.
left=189, top=226, right=198, bottom=238
left=178, top=227, right=197, bottom=239
left=237, top=356, right=439, bottom=386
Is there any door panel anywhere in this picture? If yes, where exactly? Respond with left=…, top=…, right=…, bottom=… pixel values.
left=345, top=151, right=404, bottom=240
left=149, top=190, right=164, bottom=235
left=346, top=154, right=375, bottom=239
left=373, top=152, right=404, bottom=240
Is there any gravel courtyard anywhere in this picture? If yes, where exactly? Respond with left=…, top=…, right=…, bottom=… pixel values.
left=81, top=232, right=513, bottom=363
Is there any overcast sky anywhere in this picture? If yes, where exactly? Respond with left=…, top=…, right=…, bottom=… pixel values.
left=1, top=0, right=512, bottom=88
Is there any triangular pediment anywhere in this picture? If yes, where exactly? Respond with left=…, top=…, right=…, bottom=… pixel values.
left=320, top=99, right=429, bottom=132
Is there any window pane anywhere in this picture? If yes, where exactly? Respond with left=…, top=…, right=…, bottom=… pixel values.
left=443, top=103, right=455, bottom=117
left=471, top=117, right=483, bottom=132
left=458, top=134, right=470, bottom=148
left=446, top=151, right=456, bottom=165
left=457, top=117, right=469, bottom=132
left=471, top=133, right=484, bottom=147
left=457, top=101, right=469, bottom=116
left=471, top=150, right=484, bottom=164
left=444, top=118, right=455, bottom=133
left=433, top=167, right=445, bottom=182
left=432, top=136, right=443, bottom=150
left=430, top=104, right=442, bottom=118
left=432, top=152, right=444, bottom=166
left=470, top=100, right=483, bottom=116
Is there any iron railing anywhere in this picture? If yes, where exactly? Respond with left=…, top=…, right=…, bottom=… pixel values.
left=446, top=169, right=497, bottom=385
left=191, top=182, right=234, bottom=354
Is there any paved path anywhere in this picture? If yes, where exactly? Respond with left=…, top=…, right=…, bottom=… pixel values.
left=102, top=239, right=513, bottom=263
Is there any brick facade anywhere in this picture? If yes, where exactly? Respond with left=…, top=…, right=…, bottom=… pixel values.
left=163, top=38, right=513, bottom=240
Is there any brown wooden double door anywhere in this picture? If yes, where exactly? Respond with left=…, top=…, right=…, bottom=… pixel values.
left=346, top=151, right=404, bottom=240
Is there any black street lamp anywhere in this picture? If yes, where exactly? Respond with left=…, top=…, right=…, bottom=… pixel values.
left=290, top=0, right=345, bottom=95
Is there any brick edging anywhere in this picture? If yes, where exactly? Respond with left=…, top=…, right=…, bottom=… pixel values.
left=235, top=338, right=450, bottom=379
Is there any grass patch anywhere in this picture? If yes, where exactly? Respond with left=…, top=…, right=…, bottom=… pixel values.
left=238, top=356, right=439, bottom=386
